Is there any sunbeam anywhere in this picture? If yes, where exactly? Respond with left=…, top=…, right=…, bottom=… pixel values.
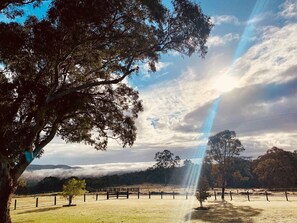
left=174, top=0, right=271, bottom=221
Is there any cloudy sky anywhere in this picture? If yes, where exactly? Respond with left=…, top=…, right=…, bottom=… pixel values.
left=4, top=0, right=297, bottom=171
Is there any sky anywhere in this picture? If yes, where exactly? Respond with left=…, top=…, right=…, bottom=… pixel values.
left=2, top=0, right=297, bottom=173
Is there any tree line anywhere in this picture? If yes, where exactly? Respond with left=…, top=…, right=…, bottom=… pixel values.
left=16, top=145, right=297, bottom=195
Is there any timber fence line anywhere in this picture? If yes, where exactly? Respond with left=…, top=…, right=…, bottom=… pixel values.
left=10, top=189, right=297, bottom=211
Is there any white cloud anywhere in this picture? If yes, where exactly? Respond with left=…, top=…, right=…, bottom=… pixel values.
left=207, top=33, right=240, bottom=48
left=232, top=23, right=297, bottom=87
left=211, top=15, right=241, bottom=26
left=280, top=0, right=297, bottom=19
left=34, top=2, right=297, bottom=165
left=139, top=18, right=297, bottom=158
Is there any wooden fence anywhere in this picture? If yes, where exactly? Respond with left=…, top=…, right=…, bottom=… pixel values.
left=11, top=189, right=297, bottom=211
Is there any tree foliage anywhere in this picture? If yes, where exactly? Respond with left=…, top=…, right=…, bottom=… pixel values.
left=0, top=0, right=212, bottom=177
left=0, top=0, right=42, bottom=19
left=183, top=159, right=193, bottom=167
left=62, top=178, right=86, bottom=206
left=153, top=149, right=181, bottom=169
left=207, top=130, right=244, bottom=199
left=253, top=147, right=297, bottom=188
left=0, top=0, right=212, bottom=221
left=153, top=149, right=181, bottom=185
left=195, top=176, right=211, bottom=208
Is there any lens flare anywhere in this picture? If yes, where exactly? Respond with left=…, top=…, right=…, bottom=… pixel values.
left=173, top=1, right=271, bottom=221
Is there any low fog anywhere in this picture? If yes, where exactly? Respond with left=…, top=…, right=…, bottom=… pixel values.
left=23, top=162, right=155, bottom=180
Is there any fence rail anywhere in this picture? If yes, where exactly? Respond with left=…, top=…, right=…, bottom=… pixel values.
left=11, top=189, right=297, bottom=211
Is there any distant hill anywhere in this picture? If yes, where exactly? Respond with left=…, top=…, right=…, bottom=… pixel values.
left=27, top=164, right=80, bottom=171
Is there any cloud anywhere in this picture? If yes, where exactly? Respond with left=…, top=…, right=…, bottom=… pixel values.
left=232, top=23, right=297, bottom=87
left=172, top=21, right=297, bottom=157
left=207, top=33, right=240, bottom=48
left=176, top=78, right=297, bottom=156
left=211, top=15, right=241, bottom=26
left=33, top=3, right=297, bottom=165
left=279, top=0, right=297, bottom=20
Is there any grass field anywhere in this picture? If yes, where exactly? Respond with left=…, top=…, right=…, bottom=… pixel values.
left=11, top=192, right=297, bottom=223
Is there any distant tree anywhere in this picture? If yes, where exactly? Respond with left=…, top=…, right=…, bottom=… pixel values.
left=195, top=176, right=211, bottom=209
left=207, top=130, right=244, bottom=199
left=253, top=147, right=297, bottom=188
left=62, top=178, right=86, bottom=206
left=0, top=0, right=212, bottom=222
left=154, top=150, right=181, bottom=169
left=183, top=159, right=193, bottom=167
left=227, top=157, right=253, bottom=188
left=153, top=149, right=181, bottom=184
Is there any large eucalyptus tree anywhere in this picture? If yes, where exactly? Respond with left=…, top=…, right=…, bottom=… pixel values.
left=208, top=130, right=244, bottom=199
left=0, top=0, right=212, bottom=221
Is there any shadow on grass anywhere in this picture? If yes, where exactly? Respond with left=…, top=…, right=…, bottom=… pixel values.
left=185, top=201, right=262, bottom=223
left=17, top=206, right=62, bottom=215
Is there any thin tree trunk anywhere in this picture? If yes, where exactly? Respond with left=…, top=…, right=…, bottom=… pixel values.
left=0, top=165, right=17, bottom=223
left=69, top=195, right=72, bottom=206
left=199, top=199, right=203, bottom=208
left=221, top=174, right=226, bottom=200
left=221, top=187, right=225, bottom=200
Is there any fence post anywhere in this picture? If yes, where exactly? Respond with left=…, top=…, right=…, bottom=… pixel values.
left=84, top=194, right=86, bottom=202
left=265, top=191, right=269, bottom=201
left=285, top=191, right=289, bottom=201
left=161, top=191, right=163, bottom=199
left=214, top=191, right=217, bottom=200
left=230, top=191, right=232, bottom=201
left=36, top=197, right=39, bottom=208
left=173, top=191, right=175, bottom=199
left=96, top=194, right=98, bottom=201
left=14, top=199, right=17, bottom=210
left=149, top=191, right=151, bottom=199
left=186, top=192, right=188, bottom=200
left=107, top=192, right=109, bottom=200
left=54, top=195, right=57, bottom=205
left=247, top=191, right=250, bottom=201
left=138, top=191, right=140, bottom=199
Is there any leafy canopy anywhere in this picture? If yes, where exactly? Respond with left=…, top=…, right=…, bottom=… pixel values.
left=253, top=147, right=297, bottom=188
left=153, top=149, right=181, bottom=169
left=62, top=178, right=86, bottom=204
left=0, top=0, right=212, bottom=179
left=207, top=130, right=244, bottom=199
left=195, top=176, right=211, bottom=208
left=207, top=130, right=244, bottom=165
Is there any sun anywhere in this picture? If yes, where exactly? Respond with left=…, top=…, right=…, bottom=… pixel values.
left=213, top=75, right=238, bottom=93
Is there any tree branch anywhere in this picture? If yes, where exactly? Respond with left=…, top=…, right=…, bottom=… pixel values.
left=46, top=57, right=136, bottom=103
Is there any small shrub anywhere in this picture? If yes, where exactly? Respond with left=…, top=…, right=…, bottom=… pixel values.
left=62, top=178, right=87, bottom=206
left=196, top=177, right=211, bottom=209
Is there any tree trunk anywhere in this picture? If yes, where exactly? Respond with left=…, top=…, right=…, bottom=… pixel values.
left=199, top=199, right=203, bottom=208
left=0, top=165, right=17, bottom=223
left=221, top=187, right=225, bottom=200
left=221, top=174, right=226, bottom=200
left=69, top=195, right=73, bottom=206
